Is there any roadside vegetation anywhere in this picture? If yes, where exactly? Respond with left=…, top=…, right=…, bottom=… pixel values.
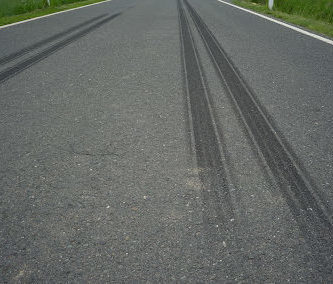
left=233, top=0, right=333, bottom=38
left=0, top=0, right=107, bottom=26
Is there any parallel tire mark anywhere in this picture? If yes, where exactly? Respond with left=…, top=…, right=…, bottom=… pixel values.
left=0, top=13, right=121, bottom=84
left=184, top=0, right=332, bottom=258
left=0, top=14, right=108, bottom=66
left=178, top=0, right=233, bottom=224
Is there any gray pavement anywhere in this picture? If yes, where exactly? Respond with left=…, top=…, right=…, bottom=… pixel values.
left=0, top=0, right=332, bottom=282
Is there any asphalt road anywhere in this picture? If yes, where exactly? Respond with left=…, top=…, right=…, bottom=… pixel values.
left=1, top=0, right=332, bottom=282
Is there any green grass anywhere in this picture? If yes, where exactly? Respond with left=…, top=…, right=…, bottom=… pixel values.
left=246, top=0, right=333, bottom=23
left=234, top=0, right=333, bottom=38
left=0, top=0, right=108, bottom=26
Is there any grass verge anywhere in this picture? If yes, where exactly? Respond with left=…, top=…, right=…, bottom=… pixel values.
left=233, top=0, right=333, bottom=38
left=0, top=0, right=108, bottom=27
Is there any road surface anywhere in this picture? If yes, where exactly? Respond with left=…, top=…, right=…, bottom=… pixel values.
left=1, top=0, right=332, bottom=281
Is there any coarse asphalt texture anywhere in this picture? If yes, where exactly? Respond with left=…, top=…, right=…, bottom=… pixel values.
left=0, top=0, right=332, bottom=282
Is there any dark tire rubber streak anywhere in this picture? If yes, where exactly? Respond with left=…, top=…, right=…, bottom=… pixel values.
left=0, top=13, right=121, bottom=84
left=178, top=0, right=233, bottom=226
left=184, top=0, right=332, bottom=269
left=0, top=14, right=107, bottom=66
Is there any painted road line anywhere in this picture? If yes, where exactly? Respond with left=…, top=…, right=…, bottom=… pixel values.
left=217, top=0, right=333, bottom=46
left=0, top=0, right=112, bottom=30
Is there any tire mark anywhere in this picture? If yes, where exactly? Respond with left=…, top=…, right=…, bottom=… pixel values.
left=0, top=14, right=107, bottom=66
left=184, top=0, right=332, bottom=269
left=0, top=12, right=121, bottom=84
left=178, top=0, right=233, bottom=227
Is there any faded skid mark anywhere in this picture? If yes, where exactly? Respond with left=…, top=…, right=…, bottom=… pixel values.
left=184, top=0, right=332, bottom=272
left=0, top=13, right=122, bottom=84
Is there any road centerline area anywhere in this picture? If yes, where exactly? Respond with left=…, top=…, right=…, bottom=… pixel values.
left=178, top=0, right=234, bottom=230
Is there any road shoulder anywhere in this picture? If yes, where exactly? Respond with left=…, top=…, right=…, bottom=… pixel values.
left=231, top=0, right=333, bottom=39
left=0, top=0, right=111, bottom=28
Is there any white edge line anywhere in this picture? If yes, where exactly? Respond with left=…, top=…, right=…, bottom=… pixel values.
left=217, top=0, right=333, bottom=46
left=0, top=0, right=113, bottom=30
